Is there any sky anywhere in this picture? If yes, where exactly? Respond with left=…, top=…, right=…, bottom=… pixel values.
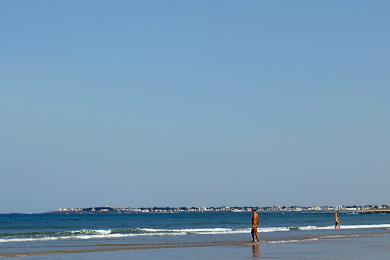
left=0, top=1, right=389, bottom=213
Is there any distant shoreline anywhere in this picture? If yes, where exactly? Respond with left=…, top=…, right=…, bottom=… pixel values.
left=45, top=205, right=390, bottom=215
left=45, top=211, right=390, bottom=215
left=2, top=206, right=389, bottom=215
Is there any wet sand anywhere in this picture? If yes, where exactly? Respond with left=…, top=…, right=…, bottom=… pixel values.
left=2, top=233, right=390, bottom=259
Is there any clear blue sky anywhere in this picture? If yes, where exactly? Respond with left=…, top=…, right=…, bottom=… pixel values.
left=1, top=1, right=389, bottom=213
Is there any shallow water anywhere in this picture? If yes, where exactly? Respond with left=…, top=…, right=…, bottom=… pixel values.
left=5, top=234, right=390, bottom=259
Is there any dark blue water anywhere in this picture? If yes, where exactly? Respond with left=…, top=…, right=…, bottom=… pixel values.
left=1, top=212, right=390, bottom=244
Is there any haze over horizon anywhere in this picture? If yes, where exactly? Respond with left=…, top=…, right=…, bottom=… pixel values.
left=1, top=1, right=389, bottom=213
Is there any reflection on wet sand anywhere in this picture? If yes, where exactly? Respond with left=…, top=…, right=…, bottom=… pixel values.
left=252, top=242, right=260, bottom=258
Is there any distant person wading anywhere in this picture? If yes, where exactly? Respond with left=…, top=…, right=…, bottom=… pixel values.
left=335, top=210, right=341, bottom=229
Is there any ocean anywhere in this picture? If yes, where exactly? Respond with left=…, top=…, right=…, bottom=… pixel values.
left=1, top=212, right=390, bottom=258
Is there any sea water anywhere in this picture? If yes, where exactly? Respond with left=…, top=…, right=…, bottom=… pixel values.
left=1, top=212, right=390, bottom=257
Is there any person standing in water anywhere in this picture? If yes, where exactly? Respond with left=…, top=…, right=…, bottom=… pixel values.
left=334, top=210, right=341, bottom=229
left=251, top=208, right=259, bottom=242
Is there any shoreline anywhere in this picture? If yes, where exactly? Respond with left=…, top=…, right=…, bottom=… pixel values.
left=1, top=231, right=390, bottom=258
left=3, top=210, right=389, bottom=215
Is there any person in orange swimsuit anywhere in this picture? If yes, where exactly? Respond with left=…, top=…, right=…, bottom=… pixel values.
left=251, top=208, right=259, bottom=242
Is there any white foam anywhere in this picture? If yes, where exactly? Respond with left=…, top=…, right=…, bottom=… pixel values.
left=138, top=228, right=249, bottom=235
left=260, top=227, right=290, bottom=232
left=0, top=232, right=187, bottom=243
left=297, top=224, right=390, bottom=231
left=138, top=227, right=289, bottom=234
left=268, top=238, right=319, bottom=244
left=69, top=229, right=112, bottom=235
left=138, top=228, right=232, bottom=233
left=297, top=226, right=319, bottom=231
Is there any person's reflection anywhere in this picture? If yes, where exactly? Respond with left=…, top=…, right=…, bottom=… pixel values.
left=252, top=242, right=260, bottom=258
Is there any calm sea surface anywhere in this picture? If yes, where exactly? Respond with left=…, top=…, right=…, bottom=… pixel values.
left=2, top=212, right=390, bottom=258
left=1, top=212, right=390, bottom=245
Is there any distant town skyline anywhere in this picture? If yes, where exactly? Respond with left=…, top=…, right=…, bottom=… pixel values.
left=1, top=1, right=390, bottom=213
left=51, top=204, right=390, bottom=215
